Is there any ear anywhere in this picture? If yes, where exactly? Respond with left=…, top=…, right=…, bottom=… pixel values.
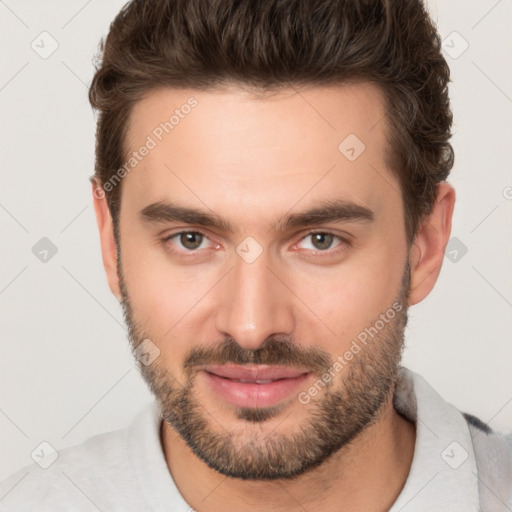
left=408, top=182, right=456, bottom=306
left=91, top=180, right=122, bottom=301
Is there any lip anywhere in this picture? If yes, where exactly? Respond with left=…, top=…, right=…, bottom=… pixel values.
left=202, top=365, right=310, bottom=409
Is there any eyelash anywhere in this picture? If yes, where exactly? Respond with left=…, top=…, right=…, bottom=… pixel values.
left=161, top=230, right=350, bottom=258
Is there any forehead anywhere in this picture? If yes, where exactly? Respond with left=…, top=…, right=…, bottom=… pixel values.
left=121, top=83, right=400, bottom=228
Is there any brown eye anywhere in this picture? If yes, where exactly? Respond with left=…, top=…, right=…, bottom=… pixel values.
left=311, top=233, right=334, bottom=250
left=179, top=232, right=204, bottom=250
left=162, top=230, right=217, bottom=259
left=295, top=232, right=348, bottom=257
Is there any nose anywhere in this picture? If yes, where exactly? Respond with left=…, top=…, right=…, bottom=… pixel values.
left=214, top=250, right=295, bottom=350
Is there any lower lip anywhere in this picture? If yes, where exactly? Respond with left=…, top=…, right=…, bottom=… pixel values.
left=203, top=371, right=310, bottom=409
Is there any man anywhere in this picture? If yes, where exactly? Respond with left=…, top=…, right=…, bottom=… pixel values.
left=1, top=0, right=511, bottom=510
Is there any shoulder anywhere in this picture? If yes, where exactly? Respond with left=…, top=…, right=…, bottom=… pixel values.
left=463, top=412, right=512, bottom=510
left=0, top=425, right=135, bottom=512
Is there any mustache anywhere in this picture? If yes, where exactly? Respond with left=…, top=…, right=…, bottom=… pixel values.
left=183, top=336, right=332, bottom=376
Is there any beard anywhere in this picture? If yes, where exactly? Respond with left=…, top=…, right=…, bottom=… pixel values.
left=118, top=257, right=411, bottom=481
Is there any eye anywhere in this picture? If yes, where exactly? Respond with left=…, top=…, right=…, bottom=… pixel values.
left=296, top=232, right=347, bottom=252
left=163, top=231, right=213, bottom=252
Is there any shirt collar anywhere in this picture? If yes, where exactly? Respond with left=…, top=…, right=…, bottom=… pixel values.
left=127, top=400, right=191, bottom=511
left=390, top=366, right=480, bottom=511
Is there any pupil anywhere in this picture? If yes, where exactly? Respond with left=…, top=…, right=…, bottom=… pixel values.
left=313, top=233, right=332, bottom=250
left=181, top=232, right=202, bottom=249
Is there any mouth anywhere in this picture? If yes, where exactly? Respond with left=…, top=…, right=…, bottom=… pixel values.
left=201, top=364, right=311, bottom=409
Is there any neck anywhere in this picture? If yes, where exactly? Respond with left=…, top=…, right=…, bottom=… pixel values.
left=160, top=389, right=416, bottom=512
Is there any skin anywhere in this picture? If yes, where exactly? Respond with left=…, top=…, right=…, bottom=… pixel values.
left=93, top=82, right=455, bottom=511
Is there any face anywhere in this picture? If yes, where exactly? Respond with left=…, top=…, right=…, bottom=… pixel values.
left=115, top=83, right=411, bottom=479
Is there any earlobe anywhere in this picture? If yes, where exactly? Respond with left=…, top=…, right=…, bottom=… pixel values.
left=91, top=181, right=122, bottom=301
left=408, top=182, right=456, bottom=306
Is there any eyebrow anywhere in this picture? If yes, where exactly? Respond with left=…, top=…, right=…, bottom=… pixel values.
left=139, top=198, right=374, bottom=233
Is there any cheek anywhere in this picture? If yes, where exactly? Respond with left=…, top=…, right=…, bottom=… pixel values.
left=119, top=237, right=199, bottom=331
left=120, top=248, right=207, bottom=372
left=286, top=243, right=406, bottom=346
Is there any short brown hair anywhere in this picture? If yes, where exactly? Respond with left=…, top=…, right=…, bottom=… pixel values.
left=89, top=0, right=454, bottom=245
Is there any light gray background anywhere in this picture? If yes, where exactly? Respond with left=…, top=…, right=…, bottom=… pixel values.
left=1, top=0, right=511, bottom=480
